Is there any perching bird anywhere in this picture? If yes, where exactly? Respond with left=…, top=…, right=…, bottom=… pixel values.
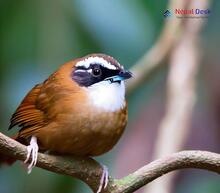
left=0, top=53, right=132, bottom=193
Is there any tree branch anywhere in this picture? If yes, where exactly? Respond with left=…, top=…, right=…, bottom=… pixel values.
left=0, top=132, right=219, bottom=193
left=115, top=151, right=220, bottom=193
left=0, top=132, right=104, bottom=192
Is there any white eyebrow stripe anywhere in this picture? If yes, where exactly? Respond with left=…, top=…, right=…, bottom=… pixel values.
left=74, top=69, right=86, bottom=73
left=76, top=56, right=117, bottom=70
left=75, top=69, right=93, bottom=75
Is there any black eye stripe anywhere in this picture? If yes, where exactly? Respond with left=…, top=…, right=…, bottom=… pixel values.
left=73, top=63, right=121, bottom=87
left=100, top=66, right=120, bottom=78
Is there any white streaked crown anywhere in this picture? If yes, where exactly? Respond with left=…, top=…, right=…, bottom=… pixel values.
left=76, top=56, right=118, bottom=70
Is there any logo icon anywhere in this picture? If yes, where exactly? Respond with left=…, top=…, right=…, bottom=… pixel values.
left=164, top=10, right=171, bottom=18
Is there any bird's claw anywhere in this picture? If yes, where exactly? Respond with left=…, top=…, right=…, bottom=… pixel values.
left=96, top=164, right=109, bottom=193
left=24, top=136, right=39, bottom=174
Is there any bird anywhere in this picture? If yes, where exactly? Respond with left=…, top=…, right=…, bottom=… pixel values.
left=0, top=53, right=132, bottom=193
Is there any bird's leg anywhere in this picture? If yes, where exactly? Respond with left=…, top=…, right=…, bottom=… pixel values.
left=96, top=164, right=109, bottom=193
left=24, top=136, right=39, bottom=174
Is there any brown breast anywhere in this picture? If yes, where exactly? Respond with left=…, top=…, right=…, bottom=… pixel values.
left=36, top=104, right=127, bottom=156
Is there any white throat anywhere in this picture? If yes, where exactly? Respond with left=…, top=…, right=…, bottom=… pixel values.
left=87, top=81, right=126, bottom=112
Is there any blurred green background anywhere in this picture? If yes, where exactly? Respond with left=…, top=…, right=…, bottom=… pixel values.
left=0, top=0, right=220, bottom=193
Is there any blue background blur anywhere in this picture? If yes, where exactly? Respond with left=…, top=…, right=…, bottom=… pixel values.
left=0, top=0, right=220, bottom=193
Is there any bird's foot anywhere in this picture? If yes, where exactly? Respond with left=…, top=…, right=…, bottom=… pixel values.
left=24, top=136, right=39, bottom=174
left=96, top=164, right=109, bottom=193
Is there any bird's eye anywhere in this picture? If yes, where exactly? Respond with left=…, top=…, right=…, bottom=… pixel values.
left=92, top=67, right=101, bottom=77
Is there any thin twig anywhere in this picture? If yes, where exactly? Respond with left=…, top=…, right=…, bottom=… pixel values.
left=126, top=0, right=184, bottom=94
left=145, top=1, right=211, bottom=193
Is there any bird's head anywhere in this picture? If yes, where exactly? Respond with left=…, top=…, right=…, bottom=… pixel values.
left=71, top=54, right=132, bottom=112
left=72, top=54, right=132, bottom=87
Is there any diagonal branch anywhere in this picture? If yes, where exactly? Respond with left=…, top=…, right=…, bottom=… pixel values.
left=144, top=1, right=211, bottom=193
left=126, top=0, right=185, bottom=94
left=0, top=132, right=219, bottom=193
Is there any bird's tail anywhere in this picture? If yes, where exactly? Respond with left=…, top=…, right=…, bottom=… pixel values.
left=0, top=154, right=16, bottom=166
left=0, top=135, right=18, bottom=166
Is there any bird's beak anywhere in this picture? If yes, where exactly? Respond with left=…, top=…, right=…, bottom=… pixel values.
left=105, top=70, right=133, bottom=83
